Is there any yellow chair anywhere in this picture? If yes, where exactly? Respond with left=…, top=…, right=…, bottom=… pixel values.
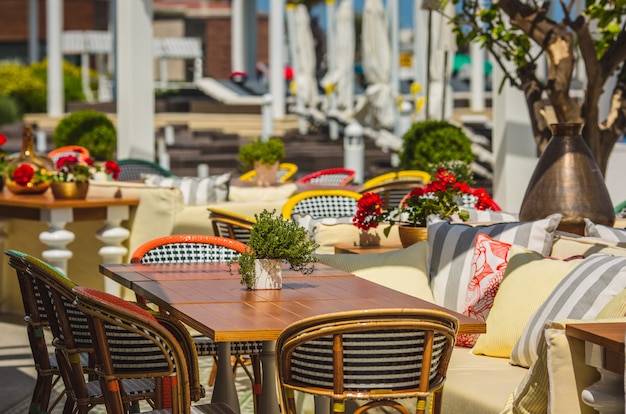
left=208, top=207, right=256, bottom=244
left=281, top=189, right=362, bottom=220
left=239, top=162, right=298, bottom=183
left=362, top=170, right=431, bottom=189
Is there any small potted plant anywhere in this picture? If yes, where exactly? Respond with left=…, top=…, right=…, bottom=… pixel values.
left=237, top=137, right=285, bottom=186
left=230, top=209, right=319, bottom=290
left=46, top=155, right=120, bottom=199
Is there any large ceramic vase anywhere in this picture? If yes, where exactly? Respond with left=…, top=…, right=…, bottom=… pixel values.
left=398, top=225, right=428, bottom=248
left=50, top=181, right=90, bottom=200
left=4, top=125, right=54, bottom=195
left=251, top=259, right=282, bottom=290
left=519, top=123, right=615, bottom=235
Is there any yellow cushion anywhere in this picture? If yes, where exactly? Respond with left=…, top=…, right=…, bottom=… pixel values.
left=471, top=245, right=582, bottom=358
left=313, top=222, right=401, bottom=255
left=596, top=288, right=626, bottom=318
left=549, top=232, right=626, bottom=260
left=314, top=241, right=433, bottom=302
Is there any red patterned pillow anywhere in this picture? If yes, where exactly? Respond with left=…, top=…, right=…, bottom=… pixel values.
left=456, top=233, right=512, bottom=347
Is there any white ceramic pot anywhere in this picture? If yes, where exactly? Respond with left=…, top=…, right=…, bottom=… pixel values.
left=252, top=259, right=282, bottom=289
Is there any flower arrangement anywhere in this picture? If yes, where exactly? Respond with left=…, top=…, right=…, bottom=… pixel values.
left=7, top=163, right=49, bottom=188
left=48, top=155, right=120, bottom=182
left=0, top=133, right=11, bottom=175
left=353, top=168, right=496, bottom=236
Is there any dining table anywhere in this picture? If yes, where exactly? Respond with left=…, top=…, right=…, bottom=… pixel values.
left=100, top=261, right=486, bottom=414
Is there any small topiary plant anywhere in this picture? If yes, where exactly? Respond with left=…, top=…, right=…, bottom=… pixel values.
left=53, top=110, right=116, bottom=160
left=398, top=120, right=474, bottom=171
left=237, top=137, right=285, bottom=170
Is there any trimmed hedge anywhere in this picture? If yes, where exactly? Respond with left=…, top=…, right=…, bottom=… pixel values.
left=53, top=110, right=116, bottom=160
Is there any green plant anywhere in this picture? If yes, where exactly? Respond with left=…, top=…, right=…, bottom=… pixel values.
left=53, top=110, right=116, bottom=160
left=30, top=59, right=87, bottom=103
left=237, top=137, right=285, bottom=170
left=230, top=209, right=319, bottom=288
left=398, top=120, right=474, bottom=172
left=0, top=96, right=21, bottom=126
left=0, top=61, right=46, bottom=113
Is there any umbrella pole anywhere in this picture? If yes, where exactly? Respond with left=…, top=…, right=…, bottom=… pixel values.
left=425, top=9, right=432, bottom=121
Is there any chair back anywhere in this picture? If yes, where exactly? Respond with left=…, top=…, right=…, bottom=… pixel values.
left=117, top=158, right=175, bottom=181
left=48, top=145, right=91, bottom=165
left=362, top=170, right=431, bottom=189
left=297, top=168, right=356, bottom=186
left=359, top=180, right=426, bottom=210
left=208, top=207, right=256, bottom=244
left=281, top=189, right=361, bottom=220
left=131, top=235, right=248, bottom=264
left=72, top=286, right=190, bottom=413
left=276, top=308, right=458, bottom=414
left=239, top=162, right=298, bottom=183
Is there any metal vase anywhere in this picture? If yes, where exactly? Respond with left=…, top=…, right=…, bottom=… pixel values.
left=519, top=123, right=615, bottom=235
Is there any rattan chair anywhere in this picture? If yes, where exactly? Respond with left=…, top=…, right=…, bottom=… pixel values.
left=297, top=168, right=356, bottom=186
left=48, top=145, right=91, bottom=165
left=72, top=286, right=237, bottom=414
left=281, top=189, right=362, bottom=220
left=131, top=235, right=263, bottom=413
left=208, top=207, right=256, bottom=244
left=21, top=253, right=165, bottom=413
left=276, top=309, right=459, bottom=414
left=117, top=158, right=176, bottom=181
left=239, top=162, right=298, bottom=183
left=362, top=170, right=431, bottom=189
left=359, top=180, right=426, bottom=210
left=5, top=250, right=67, bottom=413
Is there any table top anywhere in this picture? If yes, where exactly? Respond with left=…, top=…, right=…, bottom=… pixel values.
left=100, top=262, right=486, bottom=342
left=334, top=243, right=403, bottom=254
left=566, top=322, right=625, bottom=375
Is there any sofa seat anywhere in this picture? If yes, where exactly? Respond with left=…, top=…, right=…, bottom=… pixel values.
left=443, top=348, right=527, bottom=414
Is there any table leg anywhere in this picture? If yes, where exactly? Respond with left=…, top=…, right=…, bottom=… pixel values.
left=580, top=342, right=625, bottom=413
left=259, top=340, right=280, bottom=414
left=212, top=342, right=241, bottom=414
left=96, top=206, right=131, bottom=295
left=39, top=210, right=74, bottom=274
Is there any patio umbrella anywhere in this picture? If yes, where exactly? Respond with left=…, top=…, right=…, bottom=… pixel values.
left=293, top=4, right=318, bottom=110
left=360, top=0, right=395, bottom=129
left=427, top=0, right=457, bottom=120
left=320, top=0, right=355, bottom=120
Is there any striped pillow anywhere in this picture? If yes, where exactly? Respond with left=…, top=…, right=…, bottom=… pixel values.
left=427, top=214, right=562, bottom=312
left=144, top=173, right=231, bottom=205
left=584, top=218, right=626, bottom=243
left=510, top=254, right=626, bottom=368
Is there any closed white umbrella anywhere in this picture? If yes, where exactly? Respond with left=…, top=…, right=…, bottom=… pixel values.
left=427, top=0, right=457, bottom=119
left=293, top=4, right=318, bottom=110
left=360, top=0, right=395, bottom=129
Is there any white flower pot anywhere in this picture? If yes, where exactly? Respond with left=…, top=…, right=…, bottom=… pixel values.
left=252, top=259, right=282, bottom=290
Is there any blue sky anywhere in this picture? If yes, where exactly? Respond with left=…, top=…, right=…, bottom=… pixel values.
left=256, top=0, right=415, bottom=29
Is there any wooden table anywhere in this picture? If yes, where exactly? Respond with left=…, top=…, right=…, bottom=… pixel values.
left=334, top=243, right=403, bottom=254
left=100, top=262, right=485, bottom=414
left=566, top=322, right=625, bottom=413
left=0, top=190, right=139, bottom=293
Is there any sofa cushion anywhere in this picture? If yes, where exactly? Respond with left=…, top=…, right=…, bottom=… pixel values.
left=314, top=241, right=433, bottom=302
left=550, top=232, right=626, bottom=259
left=456, top=233, right=511, bottom=348
left=457, top=208, right=519, bottom=223
left=584, top=218, right=626, bottom=243
left=427, top=214, right=562, bottom=312
left=471, top=245, right=582, bottom=358
left=144, top=173, right=231, bottom=205
left=228, top=182, right=297, bottom=202
left=511, top=253, right=626, bottom=368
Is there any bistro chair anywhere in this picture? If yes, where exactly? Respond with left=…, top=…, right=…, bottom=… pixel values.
left=359, top=180, right=426, bottom=210
left=72, top=286, right=237, bottom=414
left=117, top=158, right=176, bottom=181
left=281, top=189, right=362, bottom=220
left=239, top=162, right=298, bottom=183
left=48, top=145, right=91, bottom=165
left=22, top=253, right=166, bottom=413
left=275, top=308, right=459, bottom=414
left=362, top=170, right=431, bottom=189
left=5, top=250, right=67, bottom=413
left=131, top=235, right=263, bottom=413
left=208, top=207, right=256, bottom=244
left=297, top=168, right=356, bottom=186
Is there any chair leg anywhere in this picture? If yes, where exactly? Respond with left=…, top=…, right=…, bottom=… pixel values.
left=250, top=355, right=262, bottom=414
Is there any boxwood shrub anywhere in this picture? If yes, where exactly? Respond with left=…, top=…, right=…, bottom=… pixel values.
left=53, top=110, right=116, bottom=160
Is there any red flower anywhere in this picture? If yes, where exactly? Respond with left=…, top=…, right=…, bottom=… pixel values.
left=13, top=164, right=35, bottom=186
left=353, top=192, right=385, bottom=230
left=84, top=157, right=94, bottom=166
left=105, top=160, right=120, bottom=180
left=0, top=133, right=7, bottom=146
left=56, top=155, right=79, bottom=170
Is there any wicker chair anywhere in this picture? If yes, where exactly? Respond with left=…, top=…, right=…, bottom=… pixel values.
left=21, top=254, right=165, bottom=413
left=116, top=158, right=176, bottom=181
left=72, top=286, right=237, bottom=414
left=297, top=168, right=356, bottom=186
left=208, top=207, right=256, bottom=244
left=358, top=180, right=426, bottom=210
left=281, top=189, right=362, bottom=220
left=48, top=145, right=91, bottom=165
left=276, top=309, right=459, bottom=414
left=362, top=170, right=431, bottom=189
left=5, top=250, right=67, bottom=413
left=131, top=235, right=263, bottom=413
left=239, top=162, right=298, bottom=183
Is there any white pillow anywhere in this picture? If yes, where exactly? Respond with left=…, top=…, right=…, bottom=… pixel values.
left=584, top=218, right=626, bottom=243
left=143, top=173, right=231, bottom=205
left=510, top=253, right=626, bottom=368
left=427, top=214, right=562, bottom=312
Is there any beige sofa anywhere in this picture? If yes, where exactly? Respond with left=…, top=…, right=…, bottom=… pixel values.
left=314, top=220, right=626, bottom=414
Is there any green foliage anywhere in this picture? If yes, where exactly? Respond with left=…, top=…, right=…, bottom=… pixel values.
left=398, top=120, right=474, bottom=171
left=231, top=209, right=319, bottom=288
left=238, top=137, right=285, bottom=170
left=0, top=95, right=21, bottom=126
left=30, top=59, right=86, bottom=103
left=53, top=110, right=116, bottom=160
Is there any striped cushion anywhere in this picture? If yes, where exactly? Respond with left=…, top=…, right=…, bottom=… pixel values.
left=584, top=218, right=626, bottom=243
left=427, top=214, right=562, bottom=312
left=144, top=173, right=231, bottom=205
left=510, top=254, right=626, bottom=367
left=458, top=208, right=519, bottom=223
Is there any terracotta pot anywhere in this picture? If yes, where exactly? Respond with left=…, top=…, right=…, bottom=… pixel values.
left=398, top=225, right=428, bottom=248
left=50, top=181, right=90, bottom=200
left=254, top=162, right=279, bottom=187
left=251, top=259, right=282, bottom=290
